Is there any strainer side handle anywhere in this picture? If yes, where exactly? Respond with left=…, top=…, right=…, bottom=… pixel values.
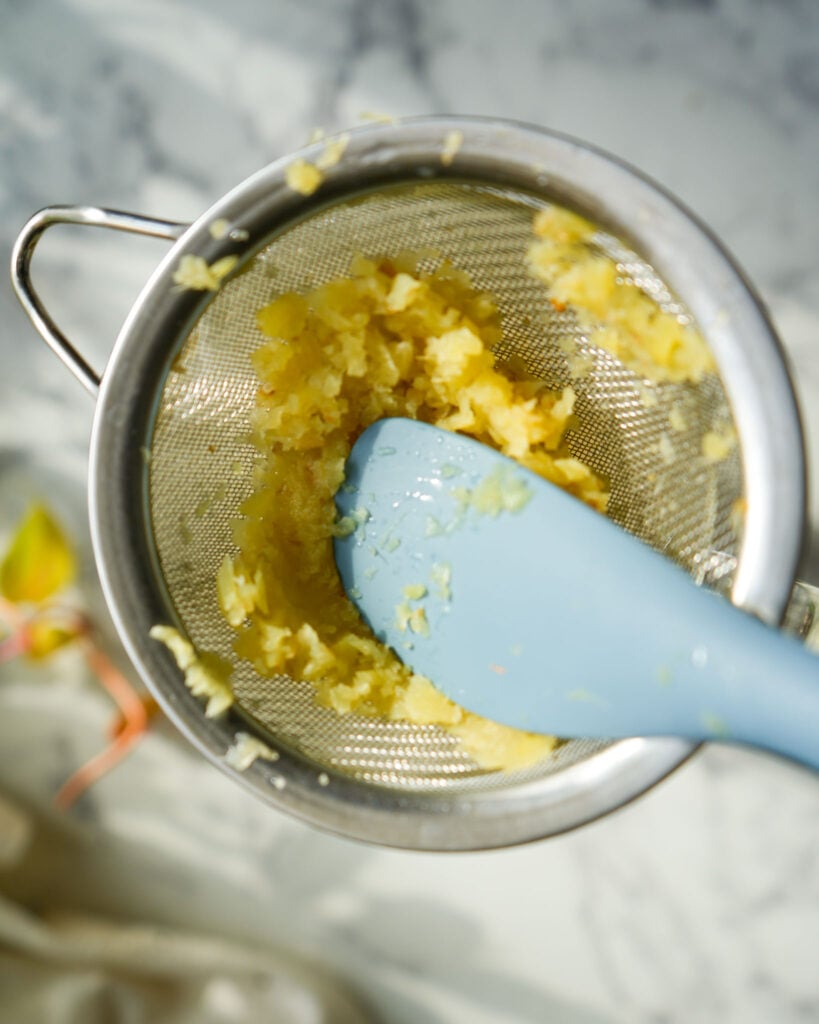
left=10, top=206, right=187, bottom=396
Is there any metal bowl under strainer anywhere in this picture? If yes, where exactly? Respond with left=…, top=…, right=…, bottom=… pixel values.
left=12, top=117, right=806, bottom=850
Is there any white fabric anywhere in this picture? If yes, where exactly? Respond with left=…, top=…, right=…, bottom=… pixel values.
left=0, top=796, right=371, bottom=1024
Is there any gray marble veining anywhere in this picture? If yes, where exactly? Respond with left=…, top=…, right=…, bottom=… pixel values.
left=1, top=2, right=818, bottom=1022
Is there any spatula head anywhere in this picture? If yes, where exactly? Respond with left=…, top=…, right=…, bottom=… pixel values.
left=333, top=417, right=706, bottom=737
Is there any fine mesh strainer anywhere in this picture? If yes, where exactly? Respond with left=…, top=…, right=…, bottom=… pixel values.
left=12, top=117, right=807, bottom=850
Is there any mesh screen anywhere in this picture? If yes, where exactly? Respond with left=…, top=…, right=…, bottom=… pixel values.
left=149, top=182, right=742, bottom=792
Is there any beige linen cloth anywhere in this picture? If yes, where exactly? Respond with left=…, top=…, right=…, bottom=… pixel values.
left=0, top=795, right=373, bottom=1024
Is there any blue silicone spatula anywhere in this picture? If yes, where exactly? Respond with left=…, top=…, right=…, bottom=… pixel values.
left=334, top=418, right=819, bottom=769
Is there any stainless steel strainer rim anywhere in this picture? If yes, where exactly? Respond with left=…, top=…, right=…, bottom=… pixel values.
left=13, top=116, right=806, bottom=850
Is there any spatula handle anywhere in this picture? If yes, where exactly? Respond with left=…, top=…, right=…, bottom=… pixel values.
left=611, top=569, right=819, bottom=770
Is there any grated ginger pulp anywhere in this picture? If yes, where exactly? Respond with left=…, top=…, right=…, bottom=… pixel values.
left=218, top=252, right=610, bottom=771
left=526, top=207, right=716, bottom=385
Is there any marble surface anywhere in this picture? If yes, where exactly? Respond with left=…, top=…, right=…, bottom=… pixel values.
left=1, top=1, right=818, bottom=1022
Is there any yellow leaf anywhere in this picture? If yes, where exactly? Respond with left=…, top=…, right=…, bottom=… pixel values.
left=0, top=505, right=76, bottom=604
left=26, top=617, right=78, bottom=659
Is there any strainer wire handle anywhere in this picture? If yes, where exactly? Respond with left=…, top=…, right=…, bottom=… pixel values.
left=11, top=205, right=187, bottom=396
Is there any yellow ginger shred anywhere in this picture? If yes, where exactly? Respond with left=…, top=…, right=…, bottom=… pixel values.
left=224, top=731, right=280, bottom=772
left=702, top=424, right=737, bottom=462
left=359, top=111, right=396, bottom=124
left=285, top=158, right=323, bottom=196
left=408, top=607, right=430, bottom=637
left=430, top=562, right=452, bottom=601
left=173, top=254, right=238, bottom=292
left=316, top=134, right=350, bottom=171
left=208, top=218, right=230, bottom=240
left=441, top=130, right=464, bottom=166
left=150, top=624, right=234, bottom=717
